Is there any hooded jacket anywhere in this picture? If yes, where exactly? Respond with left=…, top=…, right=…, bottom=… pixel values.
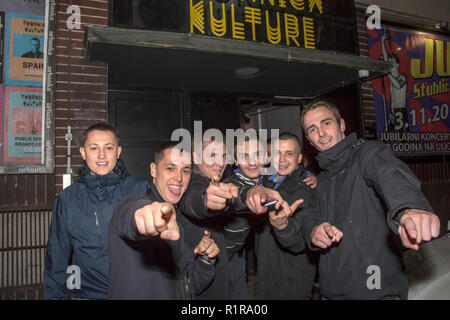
left=43, top=160, right=149, bottom=299
left=303, top=133, right=434, bottom=300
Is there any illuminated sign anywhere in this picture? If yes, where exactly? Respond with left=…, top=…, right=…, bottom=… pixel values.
left=113, top=0, right=357, bottom=54
left=189, top=0, right=324, bottom=49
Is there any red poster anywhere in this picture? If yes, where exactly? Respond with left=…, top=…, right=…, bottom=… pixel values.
left=367, top=27, right=450, bottom=155
left=3, top=86, right=42, bottom=163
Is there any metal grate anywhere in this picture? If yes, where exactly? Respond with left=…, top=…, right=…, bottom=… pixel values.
left=0, top=210, right=51, bottom=289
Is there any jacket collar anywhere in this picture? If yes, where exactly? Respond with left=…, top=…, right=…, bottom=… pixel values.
left=233, top=168, right=261, bottom=186
left=282, top=165, right=306, bottom=185
left=265, top=165, right=306, bottom=189
left=147, top=181, right=165, bottom=203
left=193, top=166, right=207, bottom=179
left=147, top=181, right=180, bottom=209
left=316, top=133, right=358, bottom=174
left=77, top=158, right=129, bottom=189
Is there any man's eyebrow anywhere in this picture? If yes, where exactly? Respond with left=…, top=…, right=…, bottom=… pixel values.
left=320, top=117, right=334, bottom=123
left=165, top=163, right=177, bottom=167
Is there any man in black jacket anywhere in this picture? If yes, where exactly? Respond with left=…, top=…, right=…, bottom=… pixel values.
left=221, top=136, right=265, bottom=299
left=300, top=99, right=440, bottom=299
left=108, top=141, right=219, bottom=299
left=254, top=133, right=318, bottom=299
left=225, top=134, right=317, bottom=299
left=179, top=137, right=242, bottom=299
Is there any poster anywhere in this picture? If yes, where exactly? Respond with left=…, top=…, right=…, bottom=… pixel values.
left=0, top=12, right=4, bottom=84
left=5, top=13, right=45, bottom=86
left=367, top=27, right=450, bottom=155
left=3, top=86, right=42, bottom=163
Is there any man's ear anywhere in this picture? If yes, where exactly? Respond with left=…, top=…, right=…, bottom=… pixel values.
left=79, top=147, right=86, bottom=160
left=117, top=146, right=122, bottom=159
left=150, top=162, right=157, bottom=179
left=298, top=153, right=303, bottom=165
left=340, top=118, right=346, bottom=136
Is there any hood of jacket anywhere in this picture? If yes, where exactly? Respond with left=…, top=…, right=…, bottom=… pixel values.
left=316, top=133, right=361, bottom=175
left=77, top=158, right=129, bottom=189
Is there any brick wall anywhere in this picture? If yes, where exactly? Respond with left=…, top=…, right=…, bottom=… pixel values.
left=53, top=0, right=109, bottom=194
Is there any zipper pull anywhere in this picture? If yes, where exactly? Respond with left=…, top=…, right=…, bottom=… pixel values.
left=93, top=212, right=103, bottom=245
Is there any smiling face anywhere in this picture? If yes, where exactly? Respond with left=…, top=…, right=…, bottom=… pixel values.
left=303, top=106, right=346, bottom=152
left=151, top=148, right=192, bottom=204
left=79, top=129, right=122, bottom=176
left=273, top=138, right=303, bottom=178
left=235, top=139, right=263, bottom=181
left=194, top=140, right=227, bottom=179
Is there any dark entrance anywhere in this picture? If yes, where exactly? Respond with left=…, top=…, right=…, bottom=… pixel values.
left=108, top=89, right=241, bottom=179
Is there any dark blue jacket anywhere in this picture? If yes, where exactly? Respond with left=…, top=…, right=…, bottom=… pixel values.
left=43, top=160, right=149, bottom=299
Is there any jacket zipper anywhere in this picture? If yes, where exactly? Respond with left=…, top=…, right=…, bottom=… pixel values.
left=93, top=212, right=103, bottom=245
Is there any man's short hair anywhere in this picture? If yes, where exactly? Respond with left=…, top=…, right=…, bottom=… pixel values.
left=82, top=123, right=119, bottom=147
left=191, top=133, right=224, bottom=153
left=301, top=100, right=342, bottom=131
left=31, top=37, right=40, bottom=43
left=278, top=132, right=302, bottom=153
left=154, top=140, right=186, bottom=164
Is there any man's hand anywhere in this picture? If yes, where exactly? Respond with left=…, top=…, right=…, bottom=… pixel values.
left=134, top=202, right=179, bottom=240
left=194, top=230, right=220, bottom=259
left=303, top=176, right=317, bottom=189
left=311, top=222, right=343, bottom=249
left=398, top=209, right=440, bottom=251
left=269, top=199, right=304, bottom=230
left=245, top=185, right=286, bottom=214
left=205, top=174, right=239, bottom=211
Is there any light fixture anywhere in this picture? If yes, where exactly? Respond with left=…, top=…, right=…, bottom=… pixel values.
left=234, top=67, right=260, bottom=78
left=233, top=65, right=267, bottom=79
left=359, top=69, right=369, bottom=78
left=435, top=21, right=449, bottom=31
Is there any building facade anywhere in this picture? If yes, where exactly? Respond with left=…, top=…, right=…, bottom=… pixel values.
left=0, top=0, right=448, bottom=299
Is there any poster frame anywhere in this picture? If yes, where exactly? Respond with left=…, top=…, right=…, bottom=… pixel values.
left=0, top=0, right=56, bottom=174
left=366, top=23, right=450, bottom=157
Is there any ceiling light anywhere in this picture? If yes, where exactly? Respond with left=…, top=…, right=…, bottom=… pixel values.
left=234, top=67, right=260, bottom=78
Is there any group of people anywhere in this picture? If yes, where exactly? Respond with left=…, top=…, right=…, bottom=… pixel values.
left=43, top=100, right=440, bottom=300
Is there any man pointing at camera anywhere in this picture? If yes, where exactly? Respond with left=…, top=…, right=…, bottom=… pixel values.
left=108, top=141, right=219, bottom=299
left=300, top=100, right=440, bottom=300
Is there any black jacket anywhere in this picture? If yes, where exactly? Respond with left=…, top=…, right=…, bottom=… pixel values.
left=179, top=167, right=252, bottom=299
left=251, top=167, right=317, bottom=299
left=222, top=171, right=256, bottom=259
left=108, top=182, right=215, bottom=300
left=303, top=133, right=434, bottom=300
